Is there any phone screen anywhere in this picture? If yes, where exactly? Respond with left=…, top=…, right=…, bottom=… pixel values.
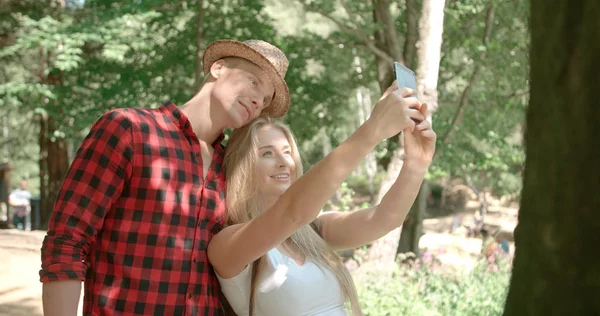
left=393, top=62, right=417, bottom=94
left=393, top=62, right=421, bottom=123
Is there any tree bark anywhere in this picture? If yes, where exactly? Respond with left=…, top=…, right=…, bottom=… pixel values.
left=372, top=0, right=396, bottom=93
left=40, top=117, right=69, bottom=229
left=503, top=1, right=600, bottom=314
left=404, top=0, right=419, bottom=69
left=38, top=112, right=48, bottom=228
left=39, top=0, right=70, bottom=229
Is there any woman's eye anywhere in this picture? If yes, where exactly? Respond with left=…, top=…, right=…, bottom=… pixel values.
left=249, top=77, right=258, bottom=86
left=262, top=151, right=273, bottom=157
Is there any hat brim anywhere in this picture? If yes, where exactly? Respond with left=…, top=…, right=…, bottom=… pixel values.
left=202, top=40, right=290, bottom=118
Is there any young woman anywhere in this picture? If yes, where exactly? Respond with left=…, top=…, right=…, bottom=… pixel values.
left=207, top=85, right=435, bottom=315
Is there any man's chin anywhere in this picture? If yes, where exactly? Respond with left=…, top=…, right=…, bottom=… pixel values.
left=229, top=115, right=248, bottom=129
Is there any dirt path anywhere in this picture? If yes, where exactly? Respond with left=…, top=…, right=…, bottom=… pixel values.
left=0, top=230, right=46, bottom=316
left=0, top=229, right=85, bottom=316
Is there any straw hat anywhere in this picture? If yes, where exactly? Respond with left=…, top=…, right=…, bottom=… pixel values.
left=202, top=39, right=290, bottom=118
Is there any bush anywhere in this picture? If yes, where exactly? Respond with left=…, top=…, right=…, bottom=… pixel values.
left=356, top=258, right=511, bottom=316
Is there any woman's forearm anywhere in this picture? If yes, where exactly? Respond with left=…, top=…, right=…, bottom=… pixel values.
left=374, top=162, right=428, bottom=227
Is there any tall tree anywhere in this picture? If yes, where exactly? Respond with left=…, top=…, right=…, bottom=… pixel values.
left=38, top=1, right=70, bottom=229
left=503, top=0, right=600, bottom=314
left=367, top=0, right=446, bottom=263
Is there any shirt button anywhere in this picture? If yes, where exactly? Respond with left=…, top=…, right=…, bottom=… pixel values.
left=193, top=258, right=197, bottom=263
left=188, top=294, right=192, bottom=299
left=195, top=152, right=200, bottom=157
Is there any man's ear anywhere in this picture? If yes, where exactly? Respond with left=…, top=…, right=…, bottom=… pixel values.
left=210, top=59, right=227, bottom=79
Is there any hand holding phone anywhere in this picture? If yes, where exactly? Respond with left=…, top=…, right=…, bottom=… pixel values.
left=393, top=62, right=421, bottom=123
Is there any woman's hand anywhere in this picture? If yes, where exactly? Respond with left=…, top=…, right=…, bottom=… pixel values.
left=403, top=103, right=436, bottom=168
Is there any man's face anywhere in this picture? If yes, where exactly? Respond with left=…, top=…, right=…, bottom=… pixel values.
left=210, top=58, right=276, bottom=128
left=20, top=180, right=27, bottom=190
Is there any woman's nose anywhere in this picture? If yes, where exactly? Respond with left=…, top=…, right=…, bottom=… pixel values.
left=276, top=155, right=290, bottom=168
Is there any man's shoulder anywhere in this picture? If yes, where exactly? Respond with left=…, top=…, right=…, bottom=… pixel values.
left=101, top=106, right=161, bottom=121
left=98, top=106, right=168, bottom=131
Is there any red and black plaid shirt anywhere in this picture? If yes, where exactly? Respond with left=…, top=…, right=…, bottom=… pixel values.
left=40, top=101, right=227, bottom=315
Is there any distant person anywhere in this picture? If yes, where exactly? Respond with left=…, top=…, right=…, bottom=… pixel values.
left=9, top=177, right=32, bottom=231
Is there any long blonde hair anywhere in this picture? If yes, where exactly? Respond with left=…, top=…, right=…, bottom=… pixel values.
left=224, top=117, right=362, bottom=315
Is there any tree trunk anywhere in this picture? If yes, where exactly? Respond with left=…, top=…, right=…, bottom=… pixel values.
left=353, top=54, right=377, bottom=198
left=404, top=0, right=419, bottom=69
left=397, top=181, right=428, bottom=255
left=368, top=0, right=446, bottom=262
left=39, top=108, right=69, bottom=230
left=462, top=170, right=486, bottom=233
left=38, top=1, right=70, bottom=229
left=40, top=117, right=69, bottom=229
left=363, top=0, right=411, bottom=265
left=2, top=117, right=8, bottom=162
left=372, top=0, right=397, bottom=94
left=39, top=113, right=48, bottom=228
left=503, top=1, right=600, bottom=314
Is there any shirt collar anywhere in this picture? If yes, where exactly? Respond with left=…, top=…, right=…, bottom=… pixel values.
left=159, top=100, right=225, bottom=147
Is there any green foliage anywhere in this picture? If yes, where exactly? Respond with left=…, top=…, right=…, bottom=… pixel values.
left=357, top=258, right=511, bottom=315
left=345, top=171, right=386, bottom=197
left=325, top=182, right=356, bottom=212
left=1, top=0, right=530, bottom=213
left=430, top=0, right=529, bottom=197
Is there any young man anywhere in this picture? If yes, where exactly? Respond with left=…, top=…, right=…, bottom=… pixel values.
left=40, top=39, right=291, bottom=316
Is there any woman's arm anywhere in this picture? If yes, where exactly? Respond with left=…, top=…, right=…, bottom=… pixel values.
left=208, top=86, right=425, bottom=279
left=316, top=162, right=427, bottom=250
left=317, top=106, right=436, bottom=250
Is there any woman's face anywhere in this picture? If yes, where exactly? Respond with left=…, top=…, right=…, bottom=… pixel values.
left=255, top=125, right=296, bottom=201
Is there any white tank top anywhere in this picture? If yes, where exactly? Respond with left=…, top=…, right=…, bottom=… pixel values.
left=217, top=247, right=348, bottom=316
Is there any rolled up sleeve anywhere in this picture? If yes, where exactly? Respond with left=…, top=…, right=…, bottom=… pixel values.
left=40, top=109, right=134, bottom=282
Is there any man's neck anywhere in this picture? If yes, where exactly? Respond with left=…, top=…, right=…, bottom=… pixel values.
left=180, top=88, right=227, bottom=145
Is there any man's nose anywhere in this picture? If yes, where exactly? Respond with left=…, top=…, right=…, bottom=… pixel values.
left=251, top=95, right=264, bottom=109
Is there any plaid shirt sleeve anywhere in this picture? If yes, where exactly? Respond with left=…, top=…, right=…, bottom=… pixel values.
left=40, top=109, right=134, bottom=282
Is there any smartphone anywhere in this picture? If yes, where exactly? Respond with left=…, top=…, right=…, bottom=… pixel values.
left=393, top=62, right=420, bottom=123
left=393, top=61, right=417, bottom=98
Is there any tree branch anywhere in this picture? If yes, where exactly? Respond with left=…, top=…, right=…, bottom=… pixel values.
left=295, top=0, right=394, bottom=63
left=505, top=89, right=530, bottom=99
left=339, top=0, right=367, bottom=33
left=434, top=3, right=495, bottom=160
left=373, top=0, right=403, bottom=61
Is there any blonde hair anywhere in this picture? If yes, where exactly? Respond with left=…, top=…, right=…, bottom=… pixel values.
left=224, top=117, right=362, bottom=316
